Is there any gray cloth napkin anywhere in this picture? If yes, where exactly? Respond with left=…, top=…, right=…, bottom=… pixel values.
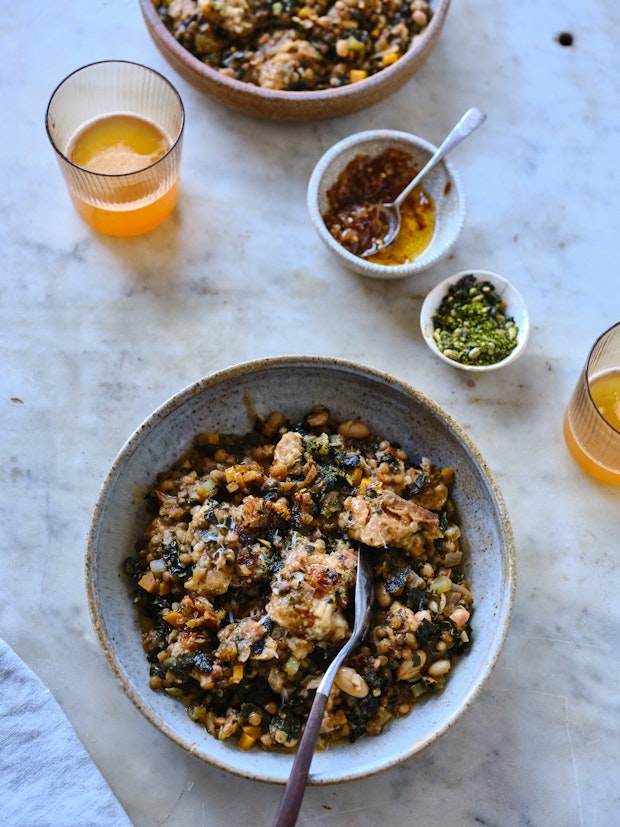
left=0, top=638, right=133, bottom=827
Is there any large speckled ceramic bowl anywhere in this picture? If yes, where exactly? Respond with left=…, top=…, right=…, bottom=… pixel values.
left=86, top=356, right=515, bottom=784
left=138, top=0, right=451, bottom=121
left=307, top=129, right=465, bottom=278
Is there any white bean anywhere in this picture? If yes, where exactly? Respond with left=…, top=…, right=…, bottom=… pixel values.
left=427, top=659, right=451, bottom=677
left=335, top=666, right=369, bottom=698
left=397, top=651, right=426, bottom=680
left=337, top=420, right=370, bottom=439
left=449, top=607, right=470, bottom=629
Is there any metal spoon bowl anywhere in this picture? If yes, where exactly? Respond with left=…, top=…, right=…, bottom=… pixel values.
left=360, top=107, right=486, bottom=258
left=271, top=544, right=375, bottom=827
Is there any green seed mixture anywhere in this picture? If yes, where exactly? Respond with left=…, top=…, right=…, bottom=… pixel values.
left=431, top=274, right=519, bottom=367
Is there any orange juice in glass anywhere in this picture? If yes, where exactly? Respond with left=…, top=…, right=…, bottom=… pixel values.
left=563, top=322, right=620, bottom=484
left=46, top=61, right=184, bottom=237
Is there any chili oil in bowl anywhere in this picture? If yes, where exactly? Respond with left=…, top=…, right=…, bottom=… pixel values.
left=138, top=0, right=451, bottom=121
left=86, top=356, right=515, bottom=784
left=307, top=129, right=466, bottom=279
left=420, top=270, right=530, bottom=371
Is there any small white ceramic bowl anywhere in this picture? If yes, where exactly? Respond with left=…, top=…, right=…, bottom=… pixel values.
left=307, top=129, right=466, bottom=279
left=420, top=270, right=530, bottom=371
left=86, top=356, right=515, bottom=785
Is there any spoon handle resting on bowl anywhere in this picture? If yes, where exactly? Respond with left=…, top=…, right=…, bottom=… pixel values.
left=392, top=106, right=486, bottom=210
left=359, top=106, right=486, bottom=258
left=271, top=546, right=374, bottom=827
left=270, top=691, right=329, bottom=827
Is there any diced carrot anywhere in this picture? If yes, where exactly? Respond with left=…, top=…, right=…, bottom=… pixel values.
left=382, top=52, right=399, bottom=66
left=350, top=69, right=368, bottom=83
left=359, top=477, right=382, bottom=496
left=350, top=467, right=363, bottom=486
left=238, top=725, right=262, bottom=750
left=162, top=610, right=184, bottom=627
left=441, top=467, right=455, bottom=484
left=138, top=572, right=158, bottom=593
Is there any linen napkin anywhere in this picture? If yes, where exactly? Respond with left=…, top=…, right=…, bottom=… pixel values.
left=0, top=638, right=133, bottom=827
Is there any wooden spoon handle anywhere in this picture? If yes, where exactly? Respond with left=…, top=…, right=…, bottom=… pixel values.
left=271, top=691, right=328, bottom=827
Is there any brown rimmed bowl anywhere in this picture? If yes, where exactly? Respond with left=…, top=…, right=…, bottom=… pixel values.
left=138, top=0, right=451, bottom=121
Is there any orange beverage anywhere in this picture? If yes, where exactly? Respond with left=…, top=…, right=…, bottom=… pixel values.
left=69, top=113, right=169, bottom=173
left=46, top=61, right=184, bottom=237
left=591, top=370, right=620, bottom=430
left=67, top=114, right=178, bottom=236
left=67, top=178, right=180, bottom=237
left=564, top=368, right=620, bottom=484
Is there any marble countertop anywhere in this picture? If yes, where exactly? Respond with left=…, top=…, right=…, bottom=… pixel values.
left=1, top=1, right=619, bottom=825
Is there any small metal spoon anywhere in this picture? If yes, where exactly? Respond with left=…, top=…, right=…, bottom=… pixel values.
left=360, top=107, right=486, bottom=258
left=271, top=544, right=374, bottom=827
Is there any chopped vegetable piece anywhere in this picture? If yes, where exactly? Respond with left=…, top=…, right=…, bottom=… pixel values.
left=350, top=69, right=368, bottom=83
left=138, top=571, right=158, bottom=593
left=239, top=725, right=262, bottom=750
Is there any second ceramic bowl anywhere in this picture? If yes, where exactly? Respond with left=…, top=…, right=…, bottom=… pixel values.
left=307, top=129, right=466, bottom=279
left=420, top=270, right=530, bottom=371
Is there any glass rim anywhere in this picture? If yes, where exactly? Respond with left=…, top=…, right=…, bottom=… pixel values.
left=585, top=319, right=620, bottom=436
left=45, top=59, right=185, bottom=179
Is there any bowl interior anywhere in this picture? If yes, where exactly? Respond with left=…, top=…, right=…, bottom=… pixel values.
left=420, top=270, right=530, bottom=371
left=307, top=131, right=465, bottom=278
left=86, top=356, right=515, bottom=784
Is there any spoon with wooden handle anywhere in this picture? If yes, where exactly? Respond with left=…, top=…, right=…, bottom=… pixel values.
left=271, top=544, right=374, bottom=827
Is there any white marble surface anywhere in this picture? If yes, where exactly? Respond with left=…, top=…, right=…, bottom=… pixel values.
left=1, top=1, right=619, bottom=825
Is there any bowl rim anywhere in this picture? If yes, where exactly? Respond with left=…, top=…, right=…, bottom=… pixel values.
left=420, top=270, right=530, bottom=371
left=86, top=355, right=516, bottom=784
left=138, top=0, right=452, bottom=118
left=307, top=129, right=466, bottom=279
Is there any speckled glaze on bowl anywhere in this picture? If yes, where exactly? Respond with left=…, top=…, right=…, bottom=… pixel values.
left=138, top=0, right=451, bottom=121
left=307, top=129, right=465, bottom=279
left=86, top=356, right=515, bottom=785
left=420, top=270, right=530, bottom=371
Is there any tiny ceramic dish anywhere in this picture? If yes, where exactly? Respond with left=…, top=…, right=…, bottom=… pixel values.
left=307, top=129, right=465, bottom=279
left=420, top=270, right=530, bottom=371
left=138, top=0, right=451, bottom=121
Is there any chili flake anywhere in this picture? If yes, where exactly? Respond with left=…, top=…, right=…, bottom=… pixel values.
left=322, top=148, right=436, bottom=262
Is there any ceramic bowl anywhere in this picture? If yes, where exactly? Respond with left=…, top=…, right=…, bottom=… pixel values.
left=420, top=270, right=530, bottom=371
left=138, top=0, right=451, bottom=121
left=86, top=356, right=515, bottom=784
left=307, top=129, right=465, bottom=279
